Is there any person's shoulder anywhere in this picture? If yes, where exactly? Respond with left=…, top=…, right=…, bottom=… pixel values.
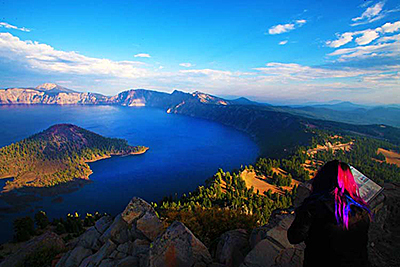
left=298, top=194, right=334, bottom=217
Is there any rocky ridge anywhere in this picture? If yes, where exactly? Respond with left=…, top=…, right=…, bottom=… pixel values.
left=54, top=196, right=214, bottom=267
left=1, top=182, right=397, bottom=267
left=0, top=84, right=229, bottom=107
left=49, top=196, right=304, bottom=267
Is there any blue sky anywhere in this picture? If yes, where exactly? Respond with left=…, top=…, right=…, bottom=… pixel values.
left=0, top=0, right=399, bottom=104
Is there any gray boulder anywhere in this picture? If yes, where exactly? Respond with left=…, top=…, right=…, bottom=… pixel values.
left=115, top=256, right=139, bottom=267
left=121, top=197, right=155, bottom=224
left=149, top=221, right=212, bottom=267
left=98, top=258, right=118, bottom=267
left=1, top=231, right=65, bottom=267
left=60, top=246, right=92, bottom=267
left=136, top=212, right=164, bottom=241
left=240, top=239, right=303, bottom=267
left=100, top=214, right=130, bottom=244
left=87, top=239, right=117, bottom=267
left=79, top=255, right=93, bottom=267
left=249, top=212, right=294, bottom=249
left=116, top=241, right=134, bottom=255
left=242, top=213, right=304, bottom=267
left=215, top=229, right=250, bottom=267
left=95, top=215, right=113, bottom=234
left=77, top=226, right=102, bottom=250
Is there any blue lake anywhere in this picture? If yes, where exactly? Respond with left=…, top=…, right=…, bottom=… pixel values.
left=0, top=105, right=258, bottom=242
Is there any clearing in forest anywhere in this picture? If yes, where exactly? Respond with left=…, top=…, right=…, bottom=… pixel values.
left=240, top=170, right=300, bottom=196
left=377, top=148, right=400, bottom=167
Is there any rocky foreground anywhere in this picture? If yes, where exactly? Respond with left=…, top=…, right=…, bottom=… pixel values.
left=1, top=182, right=398, bottom=267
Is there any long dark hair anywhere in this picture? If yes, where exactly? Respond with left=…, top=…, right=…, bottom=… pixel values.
left=311, top=160, right=370, bottom=229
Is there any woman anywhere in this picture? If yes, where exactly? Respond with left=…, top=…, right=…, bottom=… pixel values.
left=287, top=160, right=371, bottom=267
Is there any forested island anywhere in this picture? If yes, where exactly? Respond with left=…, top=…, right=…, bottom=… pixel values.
left=0, top=124, right=148, bottom=192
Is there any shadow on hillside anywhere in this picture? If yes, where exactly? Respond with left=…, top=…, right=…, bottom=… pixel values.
left=0, top=179, right=91, bottom=214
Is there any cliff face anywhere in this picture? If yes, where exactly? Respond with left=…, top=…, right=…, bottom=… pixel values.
left=0, top=88, right=109, bottom=105
left=168, top=101, right=311, bottom=157
left=0, top=84, right=230, bottom=108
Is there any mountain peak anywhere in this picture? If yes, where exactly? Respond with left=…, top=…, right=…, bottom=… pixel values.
left=191, top=91, right=229, bottom=105
left=36, top=83, right=63, bottom=90
left=35, top=83, right=76, bottom=93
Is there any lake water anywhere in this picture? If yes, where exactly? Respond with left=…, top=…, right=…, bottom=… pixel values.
left=0, top=105, right=258, bottom=243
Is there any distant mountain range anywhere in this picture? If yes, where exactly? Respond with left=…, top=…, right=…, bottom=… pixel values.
left=272, top=102, right=400, bottom=128
left=1, top=83, right=399, bottom=157
left=1, top=83, right=399, bottom=127
left=0, top=83, right=229, bottom=107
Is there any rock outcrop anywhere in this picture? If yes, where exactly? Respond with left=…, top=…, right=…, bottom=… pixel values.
left=55, top=197, right=214, bottom=267
left=56, top=197, right=165, bottom=267
left=214, top=229, right=250, bottom=267
left=0, top=231, right=66, bottom=267
left=368, top=182, right=400, bottom=267
left=149, top=221, right=212, bottom=267
left=3, top=182, right=396, bottom=267
left=241, top=211, right=305, bottom=267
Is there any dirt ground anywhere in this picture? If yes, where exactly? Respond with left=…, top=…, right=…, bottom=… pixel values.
left=377, top=148, right=400, bottom=167
left=240, top=170, right=300, bottom=196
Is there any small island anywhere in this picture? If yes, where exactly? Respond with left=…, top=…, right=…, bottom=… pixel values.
left=0, top=124, right=148, bottom=192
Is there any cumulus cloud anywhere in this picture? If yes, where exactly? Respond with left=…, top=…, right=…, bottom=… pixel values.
left=380, top=21, right=400, bottom=33
left=329, top=42, right=400, bottom=59
left=326, top=32, right=354, bottom=48
left=355, top=29, right=380, bottom=45
left=352, top=1, right=385, bottom=25
left=0, top=33, right=150, bottom=78
left=279, top=40, right=288, bottom=45
left=0, top=22, right=30, bottom=32
left=0, top=32, right=398, bottom=104
left=268, top=24, right=295, bottom=35
left=327, top=21, right=400, bottom=48
left=179, top=63, right=193, bottom=67
left=134, top=53, right=151, bottom=58
left=379, top=33, right=400, bottom=43
left=267, top=19, right=306, bottom=35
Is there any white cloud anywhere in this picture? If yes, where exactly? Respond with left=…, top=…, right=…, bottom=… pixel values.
left=355, top=29, right=379, bottom=45
left=180, top=69, right=234, bottom=78
left=328, top=42, right=400, bottom=61
left=267, top=19, right=306, bottom=35
left=253, top=62, right=370, bottom=81
left=0, top=32, right=398, bottom=104
left=134, top=53, right=151, bottom=58
left=0, top=22, right=30, bottom=32
left=326, top=32, right=354, bottom=48
left=268, top=24, right=295, bottom=35
left=179, top=63, right=193, bottom=68
left=379, top=33, right=400, bottom=43
left=352, top=2, right=384, bottom=25
left=380, top=21, right=400, bottom=33
left=279, top=40, right=288, bottom=45
left=0, top=33, right=151, bottom=78
left=327, top=21, right=400, bottom=48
